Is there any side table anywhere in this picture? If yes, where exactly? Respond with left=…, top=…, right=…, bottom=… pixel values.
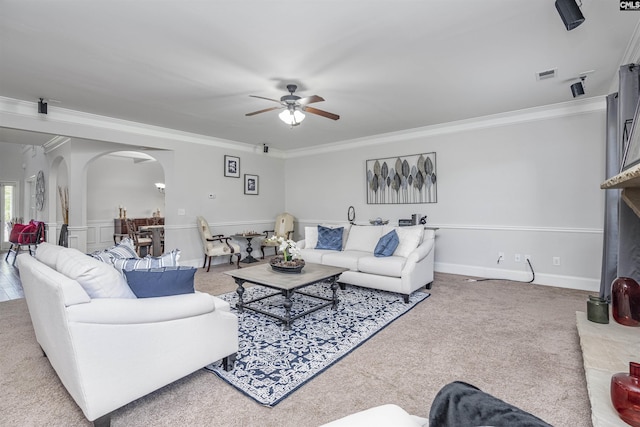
left=232, top=234, right=262, bottom=263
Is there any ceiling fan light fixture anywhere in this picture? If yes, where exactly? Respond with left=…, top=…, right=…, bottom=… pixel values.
left=279, top=108, right=305, bottom=126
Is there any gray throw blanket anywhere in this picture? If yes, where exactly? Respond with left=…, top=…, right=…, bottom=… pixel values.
left=429, top=381, right=553, bottom=427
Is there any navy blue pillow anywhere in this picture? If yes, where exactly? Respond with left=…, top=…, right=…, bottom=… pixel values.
left=374, top=230, right=400, bottom=257
left=316, top=225, right=344, bottom=251
left=124, top=266, right=196, bottom=298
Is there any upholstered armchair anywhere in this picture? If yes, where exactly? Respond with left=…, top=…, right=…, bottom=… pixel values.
left=260, top=212, right=295, bottom=259
left=196, top=216, right=241, bottom=271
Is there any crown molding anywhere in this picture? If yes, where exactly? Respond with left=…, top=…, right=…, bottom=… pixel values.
left=284, top=96, right=606, bottom=158
left=0, top=96, right=285, bottom=158
left=0, top=95, right=603, bottom=160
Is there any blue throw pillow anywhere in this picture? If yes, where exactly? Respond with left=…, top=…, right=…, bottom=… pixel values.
left=374, top=230, right=400, bottom=257
left=316, top=225, right=344, bottom=251
left=124, top=266, right=196, bottom=298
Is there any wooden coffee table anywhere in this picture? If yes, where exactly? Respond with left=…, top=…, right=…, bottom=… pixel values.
left=224, top=262, right=348, bottom=329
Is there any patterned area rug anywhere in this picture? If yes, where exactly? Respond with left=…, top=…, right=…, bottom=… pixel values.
left=205, top=282, right=430, bottom=406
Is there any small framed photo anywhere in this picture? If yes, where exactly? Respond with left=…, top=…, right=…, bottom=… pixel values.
left=244, top=174, right=259, bottom=195
left=224, top=155, right=240, bottom=178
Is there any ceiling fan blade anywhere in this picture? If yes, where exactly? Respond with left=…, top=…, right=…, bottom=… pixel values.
left=304, top=106, right=340, bottom=121
left=249, top=95, right=282, bottom=104
left=245, top=106, right=283, bottom=116
left=298, top=95, right=325, bottom=106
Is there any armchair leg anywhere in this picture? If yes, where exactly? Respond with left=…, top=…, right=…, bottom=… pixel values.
left=93, top=413, right=111, bottom=427
left=203, top=254, right=207, bottom=269
left=206, top=256, right=212, bottom=272
left=260, top=246, right=265, bottom=260
left=223, top=353, right=237, bottom=371
left=234, top=253, right=241, bottom=269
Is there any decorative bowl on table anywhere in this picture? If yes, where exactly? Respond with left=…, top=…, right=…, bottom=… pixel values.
left=270, top=256, right=305, bottom=274
left=369, top=218, right=389, bottom=226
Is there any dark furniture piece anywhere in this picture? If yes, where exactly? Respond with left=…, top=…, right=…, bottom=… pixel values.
left=113, top=217, right=164, bottom=245
left=225, top=262, right=348, bottom=330
left=232, top=234, right=262, bottom=264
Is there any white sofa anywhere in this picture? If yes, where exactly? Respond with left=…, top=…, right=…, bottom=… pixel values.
left=298, top=224, right=435, bottom=302
left=17, top=243, right=238, bottom=426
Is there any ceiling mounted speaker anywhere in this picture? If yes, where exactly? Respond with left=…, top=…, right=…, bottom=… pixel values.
left=38, top=98, right=47, bottom=114
left=555, top=0, right=585, bottom=31
left=571, top=81, right=585, bottom=97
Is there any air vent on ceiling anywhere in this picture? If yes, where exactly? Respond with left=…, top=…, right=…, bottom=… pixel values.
left=536, top=68, right=557, bottom=81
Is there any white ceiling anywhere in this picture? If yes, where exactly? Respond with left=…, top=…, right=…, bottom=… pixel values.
left=1, top=1, right=639, bottom=151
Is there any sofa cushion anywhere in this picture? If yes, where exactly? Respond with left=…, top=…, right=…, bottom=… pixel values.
left=393, top=226, right=425, bottom=257
left=35, top=242, right=66, bottom=269
left=299, top=248, right=333, bottom=264
left=306, top=224, right=351, bottom=250
left=56, top=248, right=136, bottom=299
left=112, top=249, right=180, bottom=274
left=343, top=226, right=384, bottom=252
left=124, top=266, right=196, bottom=298
left=322, top=250, right=369, bottom=271
left=89, top=238, right=139, bottom=263
left=358, top=255, right=407, bottom=277
left=316, top=225, right=344, bottom=251
left=374, top=230, right=399, bottom=257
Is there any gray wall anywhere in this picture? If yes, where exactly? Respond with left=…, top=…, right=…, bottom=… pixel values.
left=286, top=109, right=605, bottom=291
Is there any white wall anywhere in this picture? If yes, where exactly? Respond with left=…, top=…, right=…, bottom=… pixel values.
left=87, top=154, right=165, bottom=220
left=286, top=108, right=606, bottom=291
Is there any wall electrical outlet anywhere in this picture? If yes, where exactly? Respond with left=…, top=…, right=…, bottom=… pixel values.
left=553, top=256, right=561, bottom=266
left=208, top=193, right=216, bottom=199
left=514, top=253, right=521, bottom=262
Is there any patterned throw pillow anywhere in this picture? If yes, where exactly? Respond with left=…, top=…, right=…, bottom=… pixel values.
left=89, top=238, right=139, bottom=263
left=124, top=266, right=196, bottom=298
left=112, top=249, right=181, bottom=274
left=374, top=230, right=400, bottom=257
left=315, top=225, right=344, bottom=251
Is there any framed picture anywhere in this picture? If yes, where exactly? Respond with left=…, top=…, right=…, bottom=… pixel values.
left=244, top=174, right=259, bottom=195
left=366, top=152, right=437, bottom=204
left=224, top=155, right=240, bottom=178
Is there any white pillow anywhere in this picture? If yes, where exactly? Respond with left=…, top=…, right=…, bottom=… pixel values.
left=304, top=226, right=319, bottom=248
left=393, top=226, right=425, bottom=257
left=56, top=248, right=136, bottom=299
left=343, top=226, right=384, bottom=252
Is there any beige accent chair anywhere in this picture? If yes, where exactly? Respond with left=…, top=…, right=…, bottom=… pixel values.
left=196, top=216, right=241, bottom=271
left=260, top=212, right=295, bottom=259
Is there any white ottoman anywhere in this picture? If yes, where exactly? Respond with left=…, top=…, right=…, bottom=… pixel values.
left=319, top=404, right=428, bottom=427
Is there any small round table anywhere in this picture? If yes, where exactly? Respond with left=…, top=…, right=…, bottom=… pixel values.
left=232, top=234, right=262, bottom=263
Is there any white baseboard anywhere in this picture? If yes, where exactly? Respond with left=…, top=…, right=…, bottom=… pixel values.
left=435, top=262, right=600, bottom=292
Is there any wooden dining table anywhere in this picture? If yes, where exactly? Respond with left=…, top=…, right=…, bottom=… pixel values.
left=139, top=225, right=164, bottom=256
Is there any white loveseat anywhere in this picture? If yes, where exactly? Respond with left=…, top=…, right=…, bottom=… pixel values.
left=298, top=224, right=435, bottom=302
left=17, top=243, right=238, bottom=426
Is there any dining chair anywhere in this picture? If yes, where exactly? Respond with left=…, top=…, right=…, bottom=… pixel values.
left=125, top=218, right=153, bottom=256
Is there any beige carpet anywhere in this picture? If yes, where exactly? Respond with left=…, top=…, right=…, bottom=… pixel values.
left=0, top=262, right=593, bottom=426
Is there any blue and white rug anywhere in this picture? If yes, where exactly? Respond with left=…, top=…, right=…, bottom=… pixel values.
left=205, top=282, right=430, bottom=406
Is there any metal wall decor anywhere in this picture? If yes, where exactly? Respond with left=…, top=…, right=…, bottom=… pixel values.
left=366, top=153, right=437, bottom=204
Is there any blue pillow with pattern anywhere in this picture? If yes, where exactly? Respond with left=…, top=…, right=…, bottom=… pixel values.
left=374, top=230, right=399, bottom=257
left=124, top=266, right=196, bottom=298
left=316, top=225, right=344, bottom=251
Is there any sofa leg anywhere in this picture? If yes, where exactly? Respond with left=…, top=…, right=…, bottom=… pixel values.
left=223, top=353, right=237, bottom=371
left=338, top=283, right=346, bottom=291
left=93, top=413, right=111, bottom=427
left=403, top=294, right=410, bottom=303
left=425, top=281, right=433, bottom=290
